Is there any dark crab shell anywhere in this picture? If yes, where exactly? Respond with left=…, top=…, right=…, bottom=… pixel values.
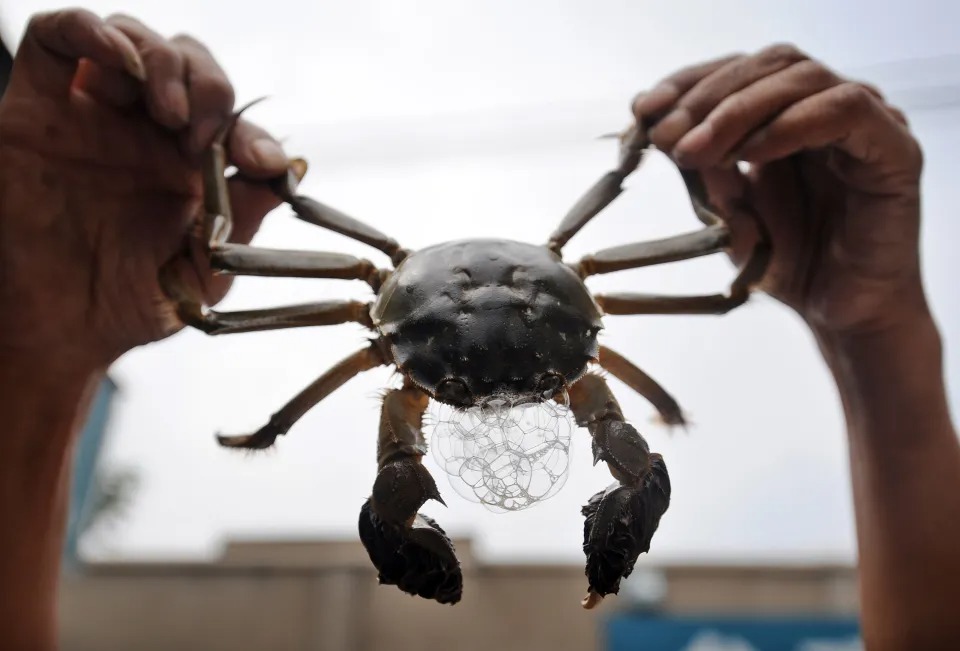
left=371, top=239, right=603, bottom=405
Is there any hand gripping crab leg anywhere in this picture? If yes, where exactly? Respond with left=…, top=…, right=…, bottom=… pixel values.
left=358, top=381, right=463, bottom=604
left=591, top=161, right=772, bottom=315
left=567, top=373, right=671, bottom=610
left=217, top=342, right=388, bottom=449
left=551, top=123, right=770, bottom=314
left=161, top=101, right=393, bottom=335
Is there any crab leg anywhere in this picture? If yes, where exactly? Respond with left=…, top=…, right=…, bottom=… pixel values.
left=597, top=345, right=686, bottom=427
left=179, top=300, right=374, bottom=336
left=547, top=126, right=647, bottom=253
left=270, top=170, right=410, bottom=266
left=575, top=224, right=729, bottom=277
left=358, top=381, right=463, bottom=605
left=594, top=229, right=771, bottom=316
left=216, top=342, right=387, bottom=449
left=210, top=244, right=386, bottom=288
left=567, top=373, right=671, bottom=610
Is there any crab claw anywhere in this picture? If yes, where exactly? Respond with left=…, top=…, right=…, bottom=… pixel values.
left=580, top=453, right=671, bottom=608
left=358, top=458, right=462, bottom=604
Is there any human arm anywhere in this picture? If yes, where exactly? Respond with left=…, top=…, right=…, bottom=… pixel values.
left=631, top=44, right=959, bottom=649
left=0, top=9, right=300, bottom=648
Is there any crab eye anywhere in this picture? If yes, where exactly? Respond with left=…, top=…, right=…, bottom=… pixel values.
left=436, top=379, right=472, bottom=407
left=537, top=373, right=564, bottom=398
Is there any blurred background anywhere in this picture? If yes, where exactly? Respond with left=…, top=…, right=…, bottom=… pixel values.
left=2, top=1, right=958, bottom=649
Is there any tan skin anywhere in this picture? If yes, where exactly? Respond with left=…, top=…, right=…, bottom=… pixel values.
left=0, top=9, right=954, bottom=648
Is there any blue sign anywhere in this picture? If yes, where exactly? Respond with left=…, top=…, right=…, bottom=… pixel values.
left=63, top=377, right=118, bottom=566
left=605, top=615, right=861, bottom=651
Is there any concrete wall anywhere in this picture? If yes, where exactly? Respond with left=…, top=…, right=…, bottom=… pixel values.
left=58, top=540, right=858, bottom=651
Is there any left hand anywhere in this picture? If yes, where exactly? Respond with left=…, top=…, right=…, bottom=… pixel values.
left=0, top=10, right=297, bottom=369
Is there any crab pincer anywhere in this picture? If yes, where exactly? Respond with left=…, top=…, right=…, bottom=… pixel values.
left=358, top=385, right=463, bottom=604
left=359, top=458, right=462, bottom=604
left=580, top=448, right=670, bottom=609
left=568, top=374, right=672, bottom=609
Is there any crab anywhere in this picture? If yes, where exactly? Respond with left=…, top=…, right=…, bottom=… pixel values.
left=160, top=102, right=770, bottom=610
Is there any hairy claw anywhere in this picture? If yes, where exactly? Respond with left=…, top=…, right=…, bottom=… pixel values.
left=581, top=454, right=671, bottom=608
left=216, top=419, right=286, bottom=450
left=358, top=499, right=463, bottom=605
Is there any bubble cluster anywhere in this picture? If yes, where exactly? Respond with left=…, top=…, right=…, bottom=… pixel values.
left=428, top=393, right=574, bottom=512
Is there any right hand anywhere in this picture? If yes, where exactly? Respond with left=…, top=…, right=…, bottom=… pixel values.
left=633, top=44, right=925, bottom=336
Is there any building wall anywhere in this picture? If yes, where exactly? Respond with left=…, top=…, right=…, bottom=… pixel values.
left=58, top=541, right=858, bottom=651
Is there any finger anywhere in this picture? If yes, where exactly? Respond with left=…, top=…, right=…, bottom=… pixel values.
left=672, top=59, right=842, bottom=167
left=647, top=44, right=810, bottom=154
left=885, top=104, right=909, bottom=126
left=227, top=160, right=308, bottom=245
left=106, top=14, right=189, bottom=128
left=228, top=118, right=290, bottom=179
left=10, top=9, right=144, bottom=97
left=695, top=166, right=760, bottom=267
left=736, top=82, right=919, bottom=166
left=854, top=79, right=910, bottom=125
left=74, top=59, right=141, bottom=107
left=171, top=34, right=237, bottom=156
left=632, top=53, right=743, bottom=124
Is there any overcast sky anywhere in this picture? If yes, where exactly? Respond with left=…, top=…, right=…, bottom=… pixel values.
left=3, top=0, right=958, bottom=565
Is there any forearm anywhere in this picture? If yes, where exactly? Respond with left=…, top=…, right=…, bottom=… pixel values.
left=0, top=352, right=104, bottom=651
left=815, top=307, right=960, bottom=650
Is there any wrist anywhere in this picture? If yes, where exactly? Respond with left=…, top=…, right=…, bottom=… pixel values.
left=0, top=348, right=106, bottom=451
left=813, top=297, right=951, bottom=442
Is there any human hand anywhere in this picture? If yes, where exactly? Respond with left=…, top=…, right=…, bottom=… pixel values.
left=0, top=9, right=299, bottom=369
left=633, top=44, right=925, bottom=336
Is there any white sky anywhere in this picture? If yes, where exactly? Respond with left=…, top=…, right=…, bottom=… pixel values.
left=3, top=0, right=958, bottom=565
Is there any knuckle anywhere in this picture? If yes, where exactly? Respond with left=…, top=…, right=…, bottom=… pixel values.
left=143, top=41, right=184, bottom=73
left=759, top=42, right=807, bottom=65
left=711, top=93, right=751, bottom=128
left=833, top=82, right=875, bottom=113
left=171, top=33, right=209, bottom=53
left=793, top=59, right=839, bottom=86
left=105, top=12, right=140, bottom=28
left=192, top=73, right=236, bottom=112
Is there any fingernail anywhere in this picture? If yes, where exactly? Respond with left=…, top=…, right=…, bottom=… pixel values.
left=289, top=157, right=308, bottom=183
left=673, top=122, right=713, bottom=160
left=251, top=139, right=289, bottom=171
left=162, top=80, right=189, bottom=126
left=102, top=25, right=146, bottom=81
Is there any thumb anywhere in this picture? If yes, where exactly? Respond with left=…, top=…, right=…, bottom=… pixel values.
left=225, top=116, right=308, bottom=245
left=681, top=164, right=760, bottom=270
left=226, top=158, right=308, bottom=246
